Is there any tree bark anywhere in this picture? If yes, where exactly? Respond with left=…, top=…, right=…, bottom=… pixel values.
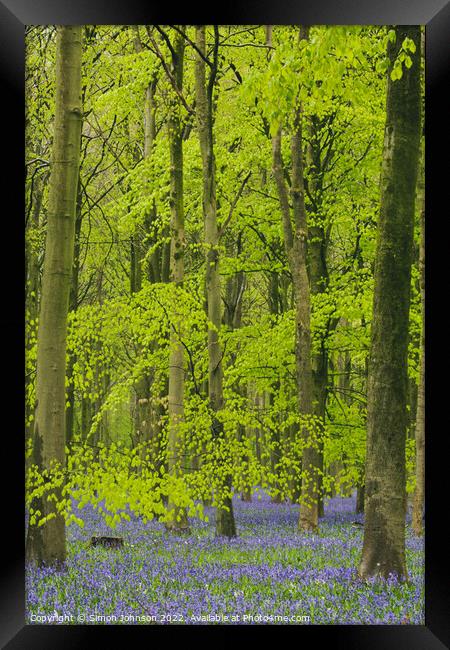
left=273, top=121, right=317, bottom=529
left=65, top=180, right=83, bottom=445
left=268, top=274, right=283, bottom=502
left=223, top=233, right=251, bottom=502
left=25, top=171, right=45, bottom=454
left=272, top=27, right=318, bottom=531
left=166, top=31, right=189, bottom=532
left=306, top=117, right=331, bottom=519
left=131, top=30, right=168, bottom=472
left=26, top=26, right=83, bottom=567
left=412, top=157, right=425, bottom=536
left=359, top=26, right=421, bottom=580
left=356, top=485, right=365, bottom=514
left=195, top=26, right=236, bottom=537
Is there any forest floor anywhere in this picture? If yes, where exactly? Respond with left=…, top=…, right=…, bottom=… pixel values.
left=26, top=492, right=424, bottom=625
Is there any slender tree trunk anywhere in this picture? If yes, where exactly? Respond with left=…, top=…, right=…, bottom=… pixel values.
left=131, top=30, right=168, bottom=473
left=239, top=416, right=252, bottom=502
left=412, top=161, right=425, bottom=536
left=90, top=269, right=107, bottom=456
left=25, top=173, right=45, bottom=454
left=407, top=376, right=418, bottom=440
left=273, top=121, right=317, bottom=527
left=308, top=222, right=327, bottom=517
left=356, top=485, right=365, bottom=514
left=26, top=26, right=83, bottom=567
left=81, top=394, right=92, bottom=440
left=223, top=234, right=250, bottom=501
left=195, top=26, right=236, bottom=537
left=267, top=266, right=283, bottom=502
left=166, top=31, right=189, bottom=532
left=359, top=26, right=421, bottom=580
left=306, top=118, right=331, bottom=518
left=291, top=116, right=317, bottom=532
left=313, top=348, right=327, bottom=518
left=253, top=387, right=262, bottom=467
left=287, top=421, right=302, bottom=503
left=357, top=316, right=368, bottom=508
left=272, top=28, right=318, bottom=531
left=65, top=180, right=83, bottom=446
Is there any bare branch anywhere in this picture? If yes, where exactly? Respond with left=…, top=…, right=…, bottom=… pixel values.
left=145, top=26, right=195, bottom=116
left=219, top=171, right=251, bottom=238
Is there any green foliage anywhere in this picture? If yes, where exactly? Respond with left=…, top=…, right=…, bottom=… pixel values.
left=25, top=25, right=424, bottom=534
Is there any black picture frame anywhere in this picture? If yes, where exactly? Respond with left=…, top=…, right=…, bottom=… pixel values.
left=1, top=1, right=449, bottom=647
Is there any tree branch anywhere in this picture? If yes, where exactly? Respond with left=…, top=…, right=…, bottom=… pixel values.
left=219, top=171, right=251, bottom=238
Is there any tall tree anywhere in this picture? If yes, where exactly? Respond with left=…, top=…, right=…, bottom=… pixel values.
left=166, top=29, right=190, bottom=532
left=305, top=115, right=334, bottom=518
left=195, top=25, right=236, bottom=537
left=130, top=27, right=165, bottom=460
left=25, top=168, right=47, bottom=452
left=26, top=26, right=83, bottom=566
left=272, top=26, right=319, bottom=532
left=359, top=26, right=421, bottom=579
left=412, top=156, right=425, bottom=536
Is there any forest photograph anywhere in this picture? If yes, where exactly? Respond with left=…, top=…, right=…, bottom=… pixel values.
left=25, top=24, right=425, bottom=625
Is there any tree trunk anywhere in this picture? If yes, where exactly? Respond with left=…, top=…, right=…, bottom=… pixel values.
left=359, top=26, right=421, bottom=580
left=266, top=264, right=283, bottom=503
left=223, top=234, right=250, bottom=502
left=273, top=121, right=317, bottom=525
left=25, top=172, right=45, bottom=455
left=239, top=414, right=252, bottom=502
left=131, top=30, right=167, bottom=475
left=195, top=26, right=236, bottom=538
left=356, top=485, right=365, bottom=514
left=412, top=157, right=425, bottom=536
left=291, top=118, right=317, bottom=532
left=65, top=180, right=83, bottom=446
left=26, top=26, right=83, bottom=567
left=272, top=28, right=318, bottom=531
left=166, top=31, right=189, bottom=533
left=81, top=394, right=92, bottom=440
left=306, top=117, right=331, bottom=519
left=287, top=421, right=302, bottom=503
left=269, top=387, right=283, bottom=503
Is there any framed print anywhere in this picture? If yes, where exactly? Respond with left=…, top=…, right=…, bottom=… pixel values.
left=1, top=0, right=449, bottom=647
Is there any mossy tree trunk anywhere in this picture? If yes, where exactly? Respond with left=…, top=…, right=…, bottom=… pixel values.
left=26, top=26, right=83, bottom=567
left=359, top=26, right=421, bottom=580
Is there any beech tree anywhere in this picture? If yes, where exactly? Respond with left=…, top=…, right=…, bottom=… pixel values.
left=412, top=159, right=425, bottom=536
left=195, top=26, right=236, bottom=537
left=272, top=27, right=320, bottom=532
left=26, top=25, right=83, bottom=566
left=359, top=25, right=421, bottom=580
left=166, top=29, right=189, bottom=532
